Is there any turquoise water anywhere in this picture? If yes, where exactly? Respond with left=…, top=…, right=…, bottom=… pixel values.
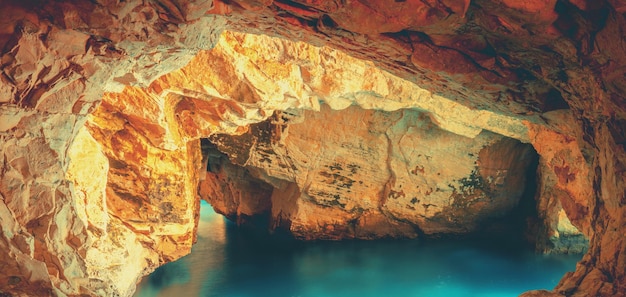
left=134, top=201, right=582, bottom=297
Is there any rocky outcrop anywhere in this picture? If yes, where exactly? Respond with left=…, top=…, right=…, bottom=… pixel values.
left=528, top=111, right=593, bottom=254
left=0, top=0, right=625, bottom=296
left=201, top=105, right=539, bottom=240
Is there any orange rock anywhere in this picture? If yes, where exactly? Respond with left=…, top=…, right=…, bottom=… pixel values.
left=1, top=0, right=626, bottom=296
left=202, top=105, right=541, bottom=239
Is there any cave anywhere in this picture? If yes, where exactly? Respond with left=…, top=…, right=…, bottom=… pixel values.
left=1, top=1, right=625, bottom=297
left=195, top=106, right=577, bottom=247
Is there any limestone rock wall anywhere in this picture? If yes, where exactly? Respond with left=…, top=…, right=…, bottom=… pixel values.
left=0, top=1, right=225, bottom=296
left=202, top=104, right=540, bottom=240
left=529, top=111, right=594, bottom=254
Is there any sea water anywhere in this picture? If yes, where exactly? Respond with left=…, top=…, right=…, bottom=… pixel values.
left=134, top=201, right=582, bottom=297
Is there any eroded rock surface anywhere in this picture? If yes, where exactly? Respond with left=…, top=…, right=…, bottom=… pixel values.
left=0, top=0, right=624, bottom=296
left=0, top=1, right=224, bottom=296
left=201, top=105, right=540, bottom=240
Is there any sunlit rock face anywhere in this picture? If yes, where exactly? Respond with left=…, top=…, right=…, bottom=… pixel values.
left=201, top=105, right=539, bottom=239
left=0, top=0, right=624, bottom=297
left=0, top=1, right=224, bottom=296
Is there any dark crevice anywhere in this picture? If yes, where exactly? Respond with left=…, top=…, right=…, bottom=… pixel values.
left=200, top=137, right=297, bottom=241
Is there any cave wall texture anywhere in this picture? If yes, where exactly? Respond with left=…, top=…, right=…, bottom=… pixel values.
left=0, top=0, right=625, bottom=296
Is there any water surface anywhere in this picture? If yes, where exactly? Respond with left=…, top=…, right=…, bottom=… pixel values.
left=135, top=201, right=581, bottom=297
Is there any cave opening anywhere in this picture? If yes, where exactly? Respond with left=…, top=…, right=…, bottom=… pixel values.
left=134, top=129, right=586, bottom=297
left=133, top=105, right=586, bottom=296
left=193, top=105, right=587, bottom=248
left=56, top=29, right=591, bottom=296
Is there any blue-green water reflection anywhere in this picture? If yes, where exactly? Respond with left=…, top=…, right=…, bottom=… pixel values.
left=135, top=201, right=581, bottom=297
